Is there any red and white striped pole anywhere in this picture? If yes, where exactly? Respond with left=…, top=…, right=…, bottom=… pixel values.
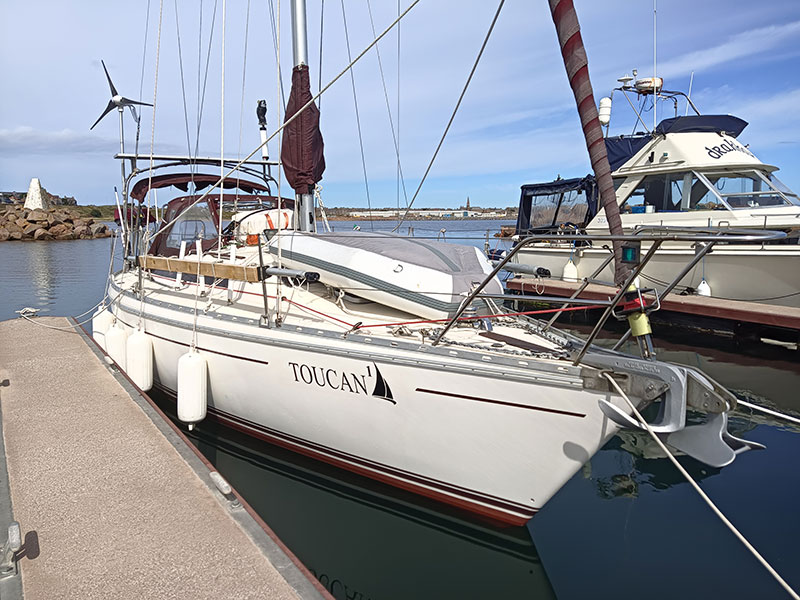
left=549, top=0, right=628, bottom=285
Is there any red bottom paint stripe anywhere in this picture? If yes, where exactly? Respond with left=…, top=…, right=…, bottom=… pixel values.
left=155, top=383, right=538, bottom=526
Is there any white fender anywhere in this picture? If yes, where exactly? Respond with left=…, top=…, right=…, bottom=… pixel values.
left=126, top=329, right=154, bottom=391
left=562, top=258, right=579, bottom=283
left=92, top=307, right=114, bottom=351
left=105, top=321, right=128, bottom=370
left=177, top=350, right=207, bottom=430
left=696, top=279, right=712, bottom=297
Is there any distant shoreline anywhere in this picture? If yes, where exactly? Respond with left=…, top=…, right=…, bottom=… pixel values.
left=4, top=204, right=514, bottom=222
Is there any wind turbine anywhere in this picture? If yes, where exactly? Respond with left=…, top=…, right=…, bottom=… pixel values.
left=90, top=60, right=152, bottom=130
left=90, top=59, right=152, bottom=259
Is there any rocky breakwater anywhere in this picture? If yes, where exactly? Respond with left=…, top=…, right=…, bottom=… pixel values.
left=0, top=206, right=112, bottom=242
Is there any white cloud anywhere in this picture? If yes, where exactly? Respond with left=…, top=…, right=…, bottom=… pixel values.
left=657, top=20, right=800, bottom=79
left=0, top=127, right=116, bottom=156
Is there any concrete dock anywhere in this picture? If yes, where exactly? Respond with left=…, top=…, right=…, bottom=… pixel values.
left=0, top=317, right=330, bottom=600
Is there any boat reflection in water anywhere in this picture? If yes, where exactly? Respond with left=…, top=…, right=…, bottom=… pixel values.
left=149, top=389, right=556, bottom=600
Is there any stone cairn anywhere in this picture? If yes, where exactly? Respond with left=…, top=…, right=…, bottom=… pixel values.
left=0, top=178, right=111, bottom=242
left=0, top=206, right=112, bottom=242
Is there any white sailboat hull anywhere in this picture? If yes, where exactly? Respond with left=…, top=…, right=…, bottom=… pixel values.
left=102, top=277, right=625, bottom=525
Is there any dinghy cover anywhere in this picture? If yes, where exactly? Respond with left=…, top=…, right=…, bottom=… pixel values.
left=269, top=232, right=502, bottom=320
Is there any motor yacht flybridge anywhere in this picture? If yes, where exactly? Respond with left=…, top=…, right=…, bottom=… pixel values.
left=90, top=1, right=777, bottom=525
left=512, top=75, right=800, bottom=307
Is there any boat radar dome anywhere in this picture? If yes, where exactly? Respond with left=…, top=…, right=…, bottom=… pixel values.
left=634, top=77, right=663, bottom=95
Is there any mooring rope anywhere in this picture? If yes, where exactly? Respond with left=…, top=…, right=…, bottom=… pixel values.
left=602, top=373, right=800, bottom=600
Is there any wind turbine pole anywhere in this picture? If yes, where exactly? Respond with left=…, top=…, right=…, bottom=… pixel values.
left=118, top=106, right=131, bottom=257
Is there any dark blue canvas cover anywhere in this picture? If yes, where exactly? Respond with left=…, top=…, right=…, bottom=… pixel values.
left=655, top=115, right=747, bottom=137
left=516, top=176, right=597, bottom=233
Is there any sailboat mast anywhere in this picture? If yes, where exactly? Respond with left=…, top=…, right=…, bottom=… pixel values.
left=282, top=0, right=326, bottom=233
left=291, top=0, right=309, bottom=68
left=290, top=0, right=313, bottom=232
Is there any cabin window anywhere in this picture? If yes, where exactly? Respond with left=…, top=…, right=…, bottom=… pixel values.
left=523, top=188, right=591, bottom=229
left=555, top=189, right=589, bottom=225
left=696, top=171, right=794, bottom=209
left=767, top=173, right=800, bottom=206
left=165, top=202, right=219, bottom=250
left=527, top=193, right=561, bottom=228
left=619, top=174, right=685, bottom=213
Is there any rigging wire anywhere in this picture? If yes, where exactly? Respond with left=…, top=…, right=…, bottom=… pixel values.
left=174, top=0, right=194, bottom=161
left=340, top=0, right=374, bottom=230
left=235, top=0, right=253, bottom=213
left=149, top=0, right=420, bottom=242
left=602, top=374, right=800, bottom=600
left=365, top=0, right=409, bottom=209
left=392, top=0, right=505, bottom=232
left=134, top=0, right=152, bottom=158
left=275, top=0, right=283, bottom=312
left=318, top=0, right=325, bottom=109
left=196, top=0, right=204, bottom=161
left=194, top=0, right=220, bottom=160
left=267, top=0, right=286, bottom=108
left=397, top=0, right=401, bottom=212
left=144, top=0, right=165, bottom=261
left=218, top=0, right=227, bottom=257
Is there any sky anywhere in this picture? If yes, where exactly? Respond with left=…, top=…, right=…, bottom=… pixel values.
left=1, top=0, right=798, bottom=210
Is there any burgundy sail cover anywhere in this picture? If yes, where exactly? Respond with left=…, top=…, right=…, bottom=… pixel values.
left=281, top=64, right=325, bottom=193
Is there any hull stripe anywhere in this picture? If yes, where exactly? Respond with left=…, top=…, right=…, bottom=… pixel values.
left=416, top=388, right=586, bottom=418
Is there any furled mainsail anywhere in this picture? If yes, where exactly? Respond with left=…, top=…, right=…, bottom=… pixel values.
left=281, top=64, right=326, bottom=193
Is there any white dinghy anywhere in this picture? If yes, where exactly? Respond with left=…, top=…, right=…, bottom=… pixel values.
left=269, top=231, right=503, bottom=320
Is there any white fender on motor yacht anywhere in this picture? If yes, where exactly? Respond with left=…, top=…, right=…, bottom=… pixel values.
left=105, top=321, right=128, bottom=370
left=177, top=350, right=207, bottom=430
left=126, top=329, right=154, bottom=391
left=696, top=279, right=712, bottom=297
left=562, top=258, right=579, bottom=282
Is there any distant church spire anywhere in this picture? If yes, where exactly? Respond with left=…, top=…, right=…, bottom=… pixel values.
left=466, top=196, right=471, bottom=211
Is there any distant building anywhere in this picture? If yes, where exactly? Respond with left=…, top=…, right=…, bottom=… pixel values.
left=345, top=208, right=505, bottom=219
left=0, top=192, right=25, bottom=204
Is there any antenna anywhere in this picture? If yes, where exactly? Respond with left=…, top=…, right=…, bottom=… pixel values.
left=653, top=0, right=657, bottom=131
left=89, top=60, right=152, bottom=130
left=686, top=71, right=695, bottom=116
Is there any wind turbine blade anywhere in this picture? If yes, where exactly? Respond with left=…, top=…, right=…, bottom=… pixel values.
left=119, top=97, right=153, bottom=107
left=100, top=59, right=118, bottom=97
left=90, top=100, right=117, bottom=130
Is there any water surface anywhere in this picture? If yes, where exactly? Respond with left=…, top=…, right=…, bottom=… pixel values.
left=1, top=223, right=798, bottom=599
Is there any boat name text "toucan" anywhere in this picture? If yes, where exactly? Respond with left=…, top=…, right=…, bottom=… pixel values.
left=287, top=362, right=395, bottom=403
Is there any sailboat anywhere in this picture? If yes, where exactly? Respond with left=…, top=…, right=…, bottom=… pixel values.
left=90, top=0, right=766, bottom=525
